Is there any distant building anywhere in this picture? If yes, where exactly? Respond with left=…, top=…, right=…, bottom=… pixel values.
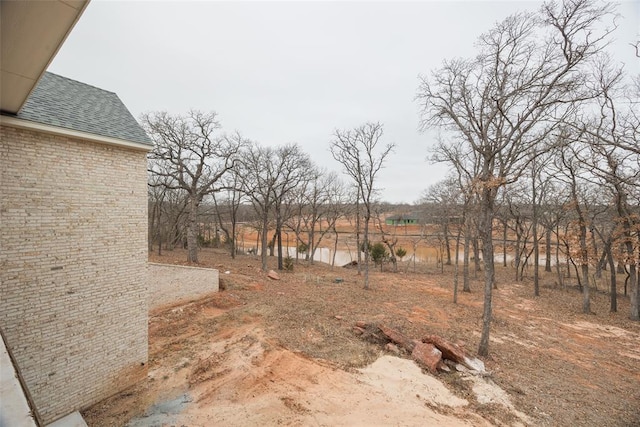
left=385, top=213, right=420, bottom=226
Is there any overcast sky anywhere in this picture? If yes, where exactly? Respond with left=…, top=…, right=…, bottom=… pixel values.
left=49, top=0, right=639, bottom=204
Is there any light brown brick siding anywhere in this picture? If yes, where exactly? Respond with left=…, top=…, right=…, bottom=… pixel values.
left=148, top=263, right=219, bottom=310
left=0, top=124, right=149, bottom=423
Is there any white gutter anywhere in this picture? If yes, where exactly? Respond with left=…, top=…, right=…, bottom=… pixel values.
left=0, top=115, right=152, bottom=152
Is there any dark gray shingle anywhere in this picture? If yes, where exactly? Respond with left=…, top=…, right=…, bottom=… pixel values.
left=16, top=72, right=152, bottom=146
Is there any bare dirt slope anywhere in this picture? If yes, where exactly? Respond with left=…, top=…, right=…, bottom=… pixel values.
left=84, top=248, right=640, bottom=426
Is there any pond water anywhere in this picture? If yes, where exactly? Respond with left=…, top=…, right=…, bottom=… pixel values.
left=250, top=246, right=442, bottom=267
left=245, top=245, right=562, bottom=268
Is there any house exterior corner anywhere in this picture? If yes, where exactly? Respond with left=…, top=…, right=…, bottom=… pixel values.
left=0, top=124, right=149, bottom=423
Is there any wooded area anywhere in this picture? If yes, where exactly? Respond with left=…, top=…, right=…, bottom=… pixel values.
left=145, top=0, right=639, bottom=357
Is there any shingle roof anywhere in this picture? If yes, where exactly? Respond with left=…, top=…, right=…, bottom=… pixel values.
left=386, top=213, right=420, bottom=221
left=15, top=72, right=152, bottom=146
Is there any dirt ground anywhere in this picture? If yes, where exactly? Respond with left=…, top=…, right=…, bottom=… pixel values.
left=84, top=248, right=640, bottom=426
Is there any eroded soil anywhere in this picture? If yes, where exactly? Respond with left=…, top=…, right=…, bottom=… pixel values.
left=83, top=248, right=640, bottom=426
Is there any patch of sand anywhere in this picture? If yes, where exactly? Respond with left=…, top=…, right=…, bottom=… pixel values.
left=129, top=335, right=491, bottom=427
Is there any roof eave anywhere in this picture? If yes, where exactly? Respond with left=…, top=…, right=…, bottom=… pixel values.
left=0, top=0, right=90, bottom=114
left=0, top=115, right=152, bottom=152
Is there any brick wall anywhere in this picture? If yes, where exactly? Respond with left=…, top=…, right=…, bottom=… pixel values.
left=148, top=263, right=219, bottom=310
left=0, top=125, right=149, bottom=423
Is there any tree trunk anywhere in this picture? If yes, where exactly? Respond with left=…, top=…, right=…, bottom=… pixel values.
left=331, top=227, right=339, bottom=268
left=478, top=187, right=495, bottom=357
left=230, top=219, right=237, bottom=259
left=591, top=228, right=600, bottom=279
left=308, top=226, right=316, bottom=264
left=514, top=221, right=521, bottom=282
left=463, top=222, right=471, bottom=293
left=629, top=259, right=639, bottom=320
left=260, top=214, right=269, bottom=271
left=632, top=264, right=639, bottom=320
left=454, top=228, right=461, bottom=304
left=545, top=227, right=552, bottom=272
left=269, top=233, right=276, bottom=257
left=623, top=217, right=639, bottom=319
left=555, top=224, right=563, bottom=288
left=277, top=228, right=284, bottom=270
left=444, top=222, right=452, bottom=265
left=186, top=196, right=199, bottom=263
left=532, top=173, right=539, bottom=296
left=356, top=201, right=362, bottom=275
left=580, top=222, right=590, bottom=314
left=502, top=219, right=508, bottom=268
left=275, top=203, right=284, bottom=270
left=582, top=263, right=590, bottom=313
left=532, top=222, right=539, bottom=296
left=472, top=237, right=481, bottom=274
left=605, top=245, right=617, bottom=312
left=596, top=250, right=607, bottom=278
left=363, top=212, right=371, bottom=290
left=149, top=201, right=157, bottom=253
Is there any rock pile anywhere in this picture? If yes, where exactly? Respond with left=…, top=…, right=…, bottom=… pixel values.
left=353, top=322, right=486, bottom=375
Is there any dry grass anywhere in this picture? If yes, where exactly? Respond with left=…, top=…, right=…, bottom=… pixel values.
left=85, top=247, right=640, bottom=426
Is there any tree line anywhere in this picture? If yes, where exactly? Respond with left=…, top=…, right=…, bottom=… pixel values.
left=417, top=0, right=639, bottom=354
left=145, top=110, right=394, bottom=285
left=145, top=0, right=639, bottom=357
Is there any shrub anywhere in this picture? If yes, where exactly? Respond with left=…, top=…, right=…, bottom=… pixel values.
left=395, top=247, right=407, bottom=259
left=370, top=242, right=388, bottom=267
left=284, top=256, right=294, bottom=271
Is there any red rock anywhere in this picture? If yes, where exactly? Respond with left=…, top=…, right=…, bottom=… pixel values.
left=379, top=324, right=416, bottom=352
left=422, top=334, right=467, bottom=364
left=353, top=326, right=365, bottom=335
left=267, top=270, right=280, bottom=280
left=355, top=321, right=367, bottom=328
left=422, top=335, right=486, bottom=372
left=412, top=342, right=442, bottom=373
left=334, top=315, right=343, bottom=320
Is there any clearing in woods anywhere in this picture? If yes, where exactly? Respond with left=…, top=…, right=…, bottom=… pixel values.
left=84, top=248, right=640, bottom=426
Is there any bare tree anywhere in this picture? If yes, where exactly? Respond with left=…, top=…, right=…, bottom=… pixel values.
left=538, top=181, right=568, bottom=275
left=529, top=151, right=555, bottom=296
left=555, top=139, right=596, bottom=313
left=238, top=143, right=278, bottom=271
left=330, top=122, right=395, bottom=290
left=575, top=57, right=640, bottom=318
left=323, top=181, right=349, bottom=268
left=421, top=177, right=461, bottom=266
left=238, top=142, right=311, bottom=271
left=287, top=170, right=344, bottom=264
left=147, top=159, right=191, bottom=254
left=211, top=168, right=244, bottom=258
left=503, top=182, right=534, bottom=282
left=432, top=142, right=481, bottom=294
left=417, top=0, right=616, bottom=355
left=144, top=111, right=245, bottom=263
left=271, top=144, right=312, bottom=270
left=148, top=172, right=169, bottom=254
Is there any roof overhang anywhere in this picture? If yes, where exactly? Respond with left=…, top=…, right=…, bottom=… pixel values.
left=1, top=0, right=89, bottom=114
left=0, top=115, right=152, bottom=152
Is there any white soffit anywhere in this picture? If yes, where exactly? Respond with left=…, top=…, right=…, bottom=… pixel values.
left=1, top=0, right=89, bottom=114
